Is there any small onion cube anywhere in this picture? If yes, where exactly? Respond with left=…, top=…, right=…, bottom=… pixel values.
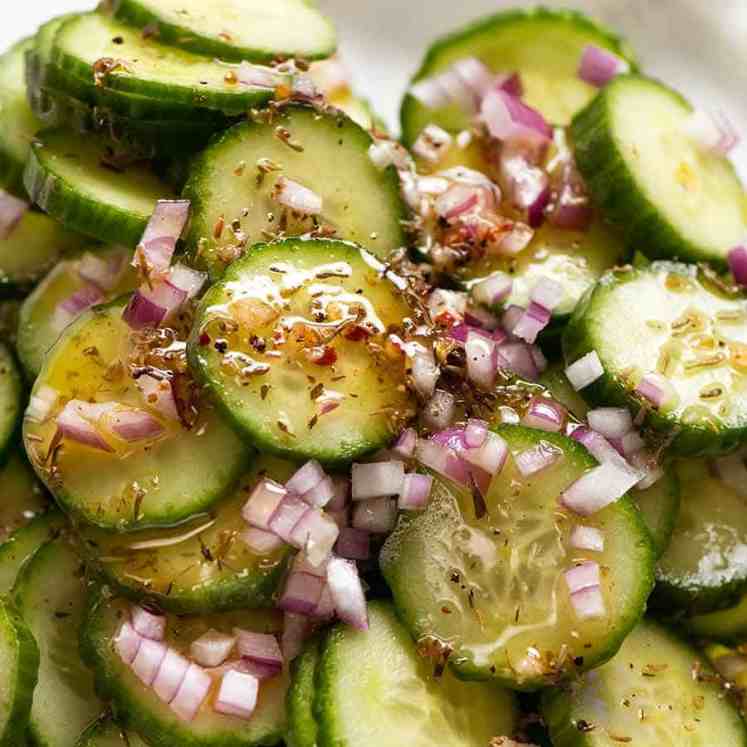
left=114, top=621, right=142, bottom=664
left=523, top=396, right=566, bottom=433
left=136, top=199, right=190, bottom=275
left=166, top=263, right=207, bottom=300
left=312, top=585, right=336, bottom=621
left=560, top=462, right=640, bottom=516
left=464, top=419, right=489, bottom=448
left=512, top=302, right=551, bottom=344
left=55, top=401, right=114, bottom=453
left=413, top=124, right=453, bottom=163
left=278, top=572, right=324, bottom=615
left=481, top=89, right=552, bottom=144
left=327, top=557, right=368, bottom=631
left=635, top=373, right=676, bottom=410
left=352, top=497, right=397, bottom=534
left=238, top=658, right=284, bottom=681
left=565, top=351, right=604, bottom=391
left=273, top=176, right=323, bottom=215
left=135, top=373, right=179, bottom=421
left=289, top=509, right=339, bottom=564
left=564, top=561, right=601, bottom=593
left=398, top=473, right=433, bottom=511
left=570, top=525, right=605, bottom=553
left=728, top=245, right=747, bottom=287
left=242, top=478, right=288, bottom=531
left=122, top=289, right=167, bottom=330
left=530, top=277, right=565, bottom=311
left=0, top=189, right=28, bottom=239
left=570, top=585, right=606, bottom=620
left=422, top=389, right=456, bottom=431
left=465, top=330, right=497, bottom=390
left=268, top=496, right=310, bottom=543
left=496, top=341, right=539, bottom=381
left=452, top=56, right=494, bottom=99
left=392, top=428, right=417, bottom=459
left=214, top=670, right=259, bottom=720
left=514, top=443, right=562, bottom=477
left=409, top=76, right=450, bottom=109
left=351, top=461, right=405, bottom=500
left=300, top=475, right=335, bottom=509
left=327, top=476, right=350, bottom=511
left=588, top=408, right=633, bottom=440
left=410, top=347, right=439, bottom=400
left=170, top=663, right=211, bottom=722
left=470, top=272, right=513, bottom=307
left=414, top=439, right=454, bottom=481
left=131, top=638, right=167, bottom=685
left=26, top=386, right=59, bottom=424
left=108, top=408, right=164, bottom=442
left=628, top=450, right=665, bottom=490
left=463, top=431, right=509, bottom=475
left=335, top=527, right=371, bottom=560
left=77, top=251, right=125, bottom=290
left=234, top=630, right=283, bottom=670
left=578, top=44, right=629, bottom=87
left=131, top=605, right=166, bottom=641
left=281, top=613, right=311, bottom=662
left=620, top=430, right=645, bottom=457
left=327, top=507, right=349, bottom=530
left=153, top=647, right=190, bottom=704
left=240, top=527, right=285, bottom=554
left=292, top=551, right=328, bottom=578
left=190, top=629, right=236, bottom=668
left=286, top=460, right=326, bottom=497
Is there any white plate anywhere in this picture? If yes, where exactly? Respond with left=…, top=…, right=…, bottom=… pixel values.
left=3, top=0, right=746, bottom=176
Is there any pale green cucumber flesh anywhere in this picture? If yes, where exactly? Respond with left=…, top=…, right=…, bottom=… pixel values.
left=630, top=468, right=679, bottom=560
left=23, top=299, right=251, bottom=531
left=183, top=105, right=407, bottom=279
left=0, top=450, right=49, bottom=543
left=14, top=537, right=104, bottom=747
left=0, top=343, right=21, bottom=462
left=380, top=425, right=655, bottom=690
left=541, top=619, right=747, bottom=747
left=563, top=262, right=747, bottom=457
left=286, top=637, right=320, bottom=747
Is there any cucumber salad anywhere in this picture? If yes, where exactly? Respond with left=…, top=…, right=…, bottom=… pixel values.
left=1, top=2, right=747, bottom=746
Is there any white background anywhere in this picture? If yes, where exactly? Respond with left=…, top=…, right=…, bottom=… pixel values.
left=3, top=0, right=746, bottom=174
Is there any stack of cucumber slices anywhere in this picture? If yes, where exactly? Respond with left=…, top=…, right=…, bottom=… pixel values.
left=0, top=2, right=747, bottom=745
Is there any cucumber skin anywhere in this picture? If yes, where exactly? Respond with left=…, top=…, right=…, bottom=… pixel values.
left=571, top=74, right=744, bottom=268
left=0, top=343, right=23, bottom=467
left=80, top=590, right=285, bottom=747
left=633, top=467, right=680, bottom=560
left=0, top=599, right=40, bottom=747
left=562, top=265, right=747, bottom=458
left=684, top=592, right=747, bottom=643
left=401, top=6, right=637, bottom=147
left=286, top=637, right=320, bottom=747
left=110, top=0, right=336, bottom=64
left=75, top=716, right=148, bottom=746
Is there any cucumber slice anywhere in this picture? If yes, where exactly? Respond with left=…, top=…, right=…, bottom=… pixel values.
left=685, top=591, right=747, bottom=643
left=571, top=74, right=747, bottom=266
left=23, top=298, right=251, bottom=531
left=76, top=717, right=148, bottom=746
left=0, top=598, right=39, bottom=745
left=189, top=239, right=417, bottom=464
left=0, top=38, right=39, bottom=195
left=315, top=601, right=518, bottom=747
left=542, top=619, right=747, bottom=746
left=183, top=105, right=407, bottom=278
left=0, top=512, right=64, bottom=594
left=458, top=218, right=625, bottom=321
left=81, top=588, right=288, bottom=747
left=111, top=0, right=336, bottom=64
left=654, top=459, right=747, bottom=615
left=563, top=261, right=747, bottom=457
left=0, top=450, right=49, bottom=543
left=381, top=425, right=655, bottom=690
left=24, top=129, right=176, bottom=247
left=14, top=537, right=104, bottom=746
left=51, top=13, right=279, bottom=120
left=286, top=637, right=320, bottom=747
left=630, top=468, right=680, bottom=560
left=0, top=343, right=21, bottom=464
left=401, top=8, right=635, bottom=146
left=17, top=246, right=137, bottom=380
left=538, top=363, right=589, bottom=420
left=81, top=455, right=296, bottom=613
left=0, top=208, right=85, bottom=294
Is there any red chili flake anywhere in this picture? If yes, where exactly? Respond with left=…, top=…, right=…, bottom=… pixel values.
left=199, top=332, right=211, bottom=346
left=305, top=345, right=337, bottom=366
left=342, top=325, right=371, bottom=342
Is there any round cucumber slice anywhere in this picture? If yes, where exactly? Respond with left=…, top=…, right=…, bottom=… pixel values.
left=183, top=105, right=407, bottom=279
left=571, top=74, right=747, bottom=267
left=17, top=246, right=137, bottom=380
left=14, top=537, right=104, bottom=746
left=538, top=363, right=590, bottom=421
left=81, top=589, right=288, bottom=747
left=0, top=208, right=85, bottom=294
left=24, top=129, right=176, bottom=247
left=542, top=619, right=747, bottom=746
left=23, top=298, right=251, bottom=531
left=685, top=591, right=747, bottom=643
left=401, top=7, right=636, bottom=146
left=286, top=637, right=320, bottom=747
left=0, top=37, right=40, bottom=195
left=0, top=511, right=64, bottom=595
left=82, top=455, right=296, bottom=613
left=564, top=261, right=747, bottom=457
left=381, top=425, right=655, bottom=690
left=0, top=343, right=21, bottom=463
left=0, top=450, right=49, bottom=543
left=0, top=598, right=39, bottom=746
left=316, top=601, right=518, bottom=747
left=111, top=0, right=336, bottom=64
left=654, top=459, right=747, bottom=615
left=630, top=468, right=680, bottom=560
left=76, top=717, right=149, bottom=746
left=189, top=239, right=418, bottom=464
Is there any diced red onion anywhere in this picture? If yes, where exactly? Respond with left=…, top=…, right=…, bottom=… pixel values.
left=530, top=277, right=565, bottom=311
left=26, top=386, right=59, bottom=424
left=565, top=351, right=603, bottom=391
left=531, top=345, right=548, bottom=374
left=514, top=442, right=562, bottom=477
left=0, top=190, right=28, bottom=239
left=286, top=460, right=326, bottom=497
left=55, top=401, right=114, bottom=453
left=297, top=475, right=333, bottom=509
left=523, top=396, right=567, bottom=433
left=234, top=629, right=283, bottom=671
left=268, top=495, right=310, bottom=543
left=131, top=605, right=166, bottom=641
left=190, top=630, right=236, bottom=668
left=327, top=556, right=368, bottom=631
left=274, top=176, right=323, bottom=215
left=619, top=430, right=645, bottom=457
left=684, top=109, right=740, bottom=155
left=463, top=431, right=508, bottom=475
left=588, top=408, right=633, bottom=440
left=122, top=289, right=167, bottom=330
left=135, top=373, right=179, bottom=421
left=728, top=245, right=747, bottom=287
left=409, top=75, right=450, bottom=109
left=635, top=373, right=676, bottom=410
left=290, top=509, right=339, bottom=564
left=501, top=305, right=523, bottom=335
left=496, top=72, right=523, bottom=98
left=214, top=670, right=259, bottom=721
left=438, top=68, right=476, bottom=112
left=281, top=613, right=311, bottom=662
left=464, top=304, right=501, bottom=331
left=312, top=585, right=336, bottom=621
left=240, top=527, right=285, bottom=554
left=497, top=342, right=539, bottom=381
left=512, top=302, right=551, bottom=344
left=292, top=551, right=328, bottom=578
left=578, top=44, right=630, bottom=87
left=422, top=389, right=456, bottom=431
left=77, top=251, right=126, bottom=290
left=570, top=585, right=606, bottom=620
left=398, top=473, right=433, bottom=511
left=392, top=428, right=417, bottom=459
left=560, top=462, right=640, bottom=516
left=416, top=438, right=468, bottom=485
left=428, top=288, right=467, bottom=326
left=352, top=497, right=397, bottom=533
left=470, top=272, right=513, bottom=307
left=278, top=571, right=324, bottom=615
left=495, top=220, right=535, bottom=257
left=327, top=508, right=349, bottom=530
left=131, top=638, right=167, bottom=685
left=153, top=647, right=190, bottom=704
left=570, top=525, right=605, bottom=552
left=452, top=57, right=495, bottom=100
left=351, top=461, right=405, bottom=500
left=481, top=89, right=552, bottom=145
left=56, top=283, right=104, bottom=323
left=114, top=622, right=142, bottom=664
left=327, top=477, right=350, bottom=512
left=411, top=346, right=440, bottom=401
left=242, top=478, right=288, bottom=531
left=368, top=140, right=409, bottom=170
left=464, top=419, right=488, bottom=448
left=628, top=449, right=664, bottom=490
left=135, top=199, right=190, bottom=276
left=238, top=61, right=282, bottom=89
left=571, top=427, right=635, bottom=473
left=109, top=409, right=164, bottom=442
left=713, top=453, right=747, bottom=497
left=335, top=527, right=371, bottom=560
left=466, top=330, right=497, bottom=390
left=413, top=124, right=453, bottom=163
left=549, top=184, right=593, bottom=231
left=167, top=263, right=206, bottom=300
left=170, top=663, right=211, bottom=722
left=565, top=560, right=600, bottom=592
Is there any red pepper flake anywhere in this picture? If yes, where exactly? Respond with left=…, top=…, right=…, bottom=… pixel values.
left=342, top=324, right=371, bottom=342
left=305, top=345, right=337, bottom=366
left=199, top=332, right=211, bottom=346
